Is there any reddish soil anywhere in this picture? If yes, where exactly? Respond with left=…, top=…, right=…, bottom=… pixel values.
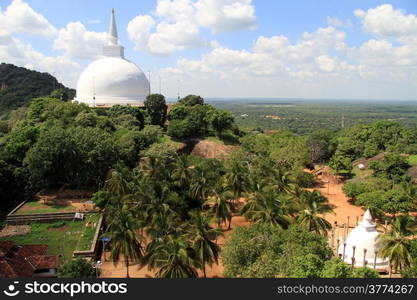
left=99, top=212, right=251, bottom=278
left=48, top=224, right=69, bottom=232
left=191, top=140, right=238, bottom=159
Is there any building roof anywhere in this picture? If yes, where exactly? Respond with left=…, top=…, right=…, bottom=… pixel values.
left=0, top=241, right=57, bottom=278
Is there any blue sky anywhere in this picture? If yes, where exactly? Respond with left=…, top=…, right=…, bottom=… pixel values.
left=1, top=0, right=417, bottom=99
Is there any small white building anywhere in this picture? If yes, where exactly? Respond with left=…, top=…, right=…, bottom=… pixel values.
left=338, top=209, right=389, bottom=271
left=74, top=9, right=150, bottom=107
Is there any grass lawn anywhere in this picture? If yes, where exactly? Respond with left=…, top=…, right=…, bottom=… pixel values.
left=0, top=214, right=101, bottom=262
left=408, top=155, right=417, bottom=166
left=352, top=167, right=373, bottom=180
left=160, top=135, right=183, bottom=148
left=205, top=136, right=225, bottom=145
left=75, top=214, right=100, bottom=251
left=14, top=201, right=77, bottom=215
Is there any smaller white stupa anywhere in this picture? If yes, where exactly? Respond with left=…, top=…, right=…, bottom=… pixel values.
left=338, top=209, right=389, bottom=270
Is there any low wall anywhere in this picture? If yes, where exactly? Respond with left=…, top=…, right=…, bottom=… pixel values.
left=73, top=214, right=104, bottom=259
left=6, top=211, right=97, bottom=225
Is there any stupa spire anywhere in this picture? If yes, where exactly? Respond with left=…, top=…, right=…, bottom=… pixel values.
left=103, top=8, right=124, bottom=58
left=108, top=8, right=118, bottom=45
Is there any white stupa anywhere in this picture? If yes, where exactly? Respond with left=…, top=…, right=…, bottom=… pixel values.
left=74, top=9, right=150, bottom=107
left=338, top=209, right=389, bottom=270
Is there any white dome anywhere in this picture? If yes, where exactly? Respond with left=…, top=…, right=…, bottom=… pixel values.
left=74, top=57, right=149, bottom=107
left=73, top=9, right=150, bottom=107
left=338, top=210, right=389, bottom=270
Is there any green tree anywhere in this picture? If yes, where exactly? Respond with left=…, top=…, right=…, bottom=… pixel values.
left=241, top=187, right=291, bottom=229
left=105, top=205, right=144, bottom=278
left=210, top=110, right=234, bottom=137
left=144, top=94, right=168, bottom=126
left=353, top=267, right=380, bottom=278
left=307, top=129, right=336, bottom=163
left=296, top=190, right=333, bottom=236
left=187, top=211, right=223, bottom=277
left=58, top=258, right=98, bottom=278
left=144, top=235, right=198, bottom=278
left=167, top=119, right=195, bottom=140
left=288, top=254, right=324, bottom=278
left=321, top=258, right=353, bottom=278
left=205, top=186, right=233, bottom=229
left=329, top=155, right=353, bottom=180
left=178, top=95, right=204, bottom=106
left=377, top=215, right=417, bottom=273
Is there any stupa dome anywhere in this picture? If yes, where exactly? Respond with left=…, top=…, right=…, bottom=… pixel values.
left=74, top=9, right=149, bottom=107
left=338, top=210, right=389, bottom=270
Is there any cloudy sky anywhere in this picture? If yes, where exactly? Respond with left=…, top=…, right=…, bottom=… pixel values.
left=1, top=0, right=416, bottom=100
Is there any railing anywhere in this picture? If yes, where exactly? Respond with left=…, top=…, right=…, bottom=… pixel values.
left=5, top=211, right=97, bottom=225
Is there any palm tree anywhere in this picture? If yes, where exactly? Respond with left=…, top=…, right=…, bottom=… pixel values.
left=146, top=203, right=179, bottom=240
left=144, top=235, right=198, bottom=278
left=296, top=190, right=333, bottom=236
left=187, top=211, right=223, bottom=277
left=377, top=215, right=417, bottom=273
left=205, top=183, right=233, bottom=229
left=104, top=169, right=130, bottom=197
left=190, top=166, right=211, bottom=205
left=172, top=155, right=194, bottom=189
left=225, top=159, right=248, bottom=206
left=273, top=168, right=295, bottom=194
left=105, top=205, right=144, bottom=278
left=241, top=186, right=291, bottom=228
left=401, top=182, right=417, bottom=209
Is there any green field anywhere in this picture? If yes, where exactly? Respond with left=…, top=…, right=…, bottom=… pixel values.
left=0, top=214, right=100, bottom=261
left=208, top=99, right=417, bottom=135
left=14, top=201, right=77, bottom=215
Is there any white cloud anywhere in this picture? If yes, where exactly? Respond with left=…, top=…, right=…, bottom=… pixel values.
left=127, top=15, right=156, bottom=51
left=195, top=0, right=256, bottom=33
left=327, top=17, right=343, bottom=27
left=316, top=55, right=336, bottom=72
left=127, top=0, right=257, bottom=55
left=0, top=30, right=80, bottom=86
left=355, top=4, right=417, bottom=44
left=0, top=0, right=57, bottom=37
left=53, top=22, right=107, bottom=60
left=148, top=20, right=206, bottom=55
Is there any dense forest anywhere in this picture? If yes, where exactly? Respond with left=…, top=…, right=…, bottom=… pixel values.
left=212, top=100, right=417, bottom=135
left=0, top=63, right=75, bottom=118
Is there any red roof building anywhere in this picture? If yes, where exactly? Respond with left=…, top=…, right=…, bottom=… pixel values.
left=0, top=241, right=58, bottom=278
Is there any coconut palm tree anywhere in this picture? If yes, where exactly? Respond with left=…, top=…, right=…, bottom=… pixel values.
left=105, top=205, right=144, bottom=278
left=104, top=169, right=130, bottom=197
left=144, top=235, right=198, bottom=278
left=190, top=166, right=211, bottom=205
left=205, top=184, right=233, bottom=229
left=241, top=186, right=291, bottom=229
left=172, top=155, right=194, bottom=189
left=296, top=190, right=333, bottom=236
left=187, top=211, right=223, bottom=277
left=377, top=215, right=417, bottom=273
left=273, top=168, right=295, bottom=194
left=225, top=159, right=249, bottom=206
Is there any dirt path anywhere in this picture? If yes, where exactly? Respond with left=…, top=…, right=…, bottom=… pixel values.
left=315, top=176, right=364, bottom=226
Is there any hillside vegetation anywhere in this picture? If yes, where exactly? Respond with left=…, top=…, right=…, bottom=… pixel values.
left=0, top=70, right=416, bottom=277
left=0, top=63, right=75, bottom=118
